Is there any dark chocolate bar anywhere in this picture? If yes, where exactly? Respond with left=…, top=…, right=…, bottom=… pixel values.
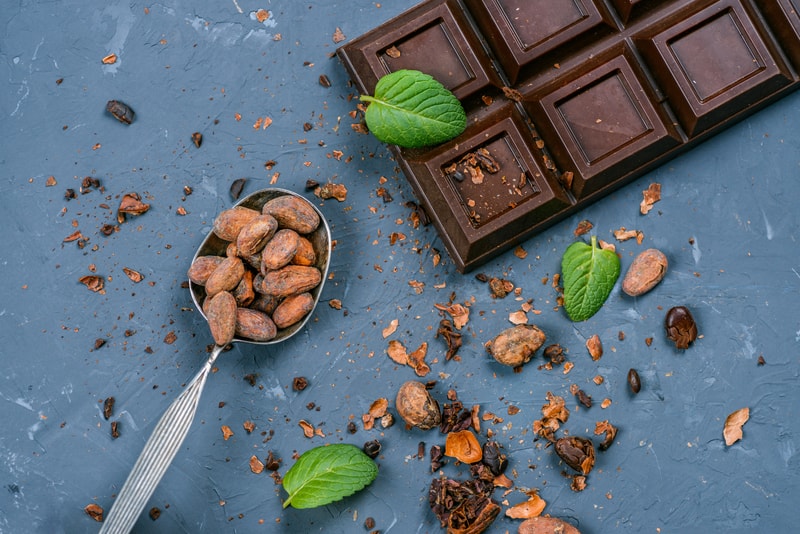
left=338, top=0, right=799, bottom=272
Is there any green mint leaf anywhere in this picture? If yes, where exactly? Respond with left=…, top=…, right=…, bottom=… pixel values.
left=361, top=69, right=466, bottom=148
left=282, top=443, right=378, bottom=509
left=561, top=236, right=620, bottom=322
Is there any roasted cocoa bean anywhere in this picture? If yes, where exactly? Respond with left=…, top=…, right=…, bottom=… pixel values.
left=291, top=236, right=316, bottom=266
left=486, top=324, right=546, bottom=367
left=665, top=305, right=697, bottom=349
left=204, top=256, right=245, bottom=297
left=396, top=381, right=441, bottom=430
left=235, top=308, right=277, bottom=342
left=262, top=195, right=320, bottom=234
left=272, top=292, right=314, bottom=329
left=206, top=291, right=237, bottom=346
left=188, top=255, right=225, bottom=285
left=212, top=206, right=261, bottom=241
left=622, top=248, right=668, bottom=296
left=261, top=228, right=300, bottom=271
left=260, top=265, right=321, bottom=298
left=236, top=214, right=278, bottom=257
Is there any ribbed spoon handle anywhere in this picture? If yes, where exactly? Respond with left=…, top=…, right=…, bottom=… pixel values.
left=99, top=345, right=224, bottom=534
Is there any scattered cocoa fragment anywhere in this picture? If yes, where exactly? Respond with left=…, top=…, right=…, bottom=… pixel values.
left=573, top=219, right=593, bottom=236
left=664, top=305, right=698, bottom=349
left=94, top=338, right=106, bottom=350
left=250, top=455, right=264, bottom=474
left=554, top=436, right=595, bottom=475
left=488, top=277, right=514, bottom=298
left=570, top=475, right=587, bottom=492
left=117, top=192, right=150, bottom=223
left=191, top=132, right=202, bottom=148
left=436, top=319, right=462, bottom=361
left=265, top=451, right=281, bottom=471
left=445, top=429, right=482, bottom=464
left=640, top=182, right=662, bottom=214
left=576, top=389, right=592, bottom=408
left=505, top=491, right=546, bottom=519
left=123, top=267, right=144, bottom=283
left=149, top=507, right=161, bottom=521
left=103, top=397, right=115, bottom=420
left=481, top=441, right=507, bottom=476
left=594, top=420, right=618, bottom=451
left=106, top=100, right=134, bottom=124
left=318, top=74, right=331, bottom=87
left=543, top=344, right=566, bottom=366
left=429, top=477, right=499, bottom=533
left=430, top=445, right=445, bottom=472
left=230, top=178, right=247, bottom=200
left=723, top=407, right=749, bottom=446
left=314, top=182, right=348, bottom=201
left=757, top=355, right=766, bottom=366
left=585, top=334, right=602, bottom=360
left=363, top=439, right=381, bottom=459
left=79, top=275, right=105, bottom=293
left=110, top=421, right=120, bottom=439
left=292, top=376, right=308, bottom=391
left=627, top=368, right=641, bottom=394
left=84, top=503, right=104, bottom=522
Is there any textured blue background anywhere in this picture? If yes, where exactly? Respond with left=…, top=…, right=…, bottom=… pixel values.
left=1, top=1, right=798, bottom=532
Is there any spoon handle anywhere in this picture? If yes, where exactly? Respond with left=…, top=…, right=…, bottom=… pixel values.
left=99, top=345, right=224, bottom=534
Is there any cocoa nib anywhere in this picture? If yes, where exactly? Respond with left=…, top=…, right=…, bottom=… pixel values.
left=429, top=476, right=499, bottom=533
left=436, top=319, right=462, bottom=361
left=555, top=436, right=595, bottom=475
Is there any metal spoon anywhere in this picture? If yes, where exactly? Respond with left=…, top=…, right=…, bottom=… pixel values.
left=99, top=188, right=331, bottom=533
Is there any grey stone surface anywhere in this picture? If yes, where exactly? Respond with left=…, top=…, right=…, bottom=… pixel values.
left=1, top=1, right=798, bottom=533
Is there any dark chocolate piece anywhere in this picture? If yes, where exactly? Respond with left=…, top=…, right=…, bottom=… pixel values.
left=338, top=0, right=800, bottom=271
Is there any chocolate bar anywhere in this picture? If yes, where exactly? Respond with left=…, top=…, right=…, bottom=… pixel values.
left=338, top=0, right=799, bottom=272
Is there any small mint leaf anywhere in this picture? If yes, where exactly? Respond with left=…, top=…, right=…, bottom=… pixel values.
left=561, top=236, right=620, bottom=322
left=282, top=443, right=378, bottom=509
left=361, top=69, right=466, bottom=148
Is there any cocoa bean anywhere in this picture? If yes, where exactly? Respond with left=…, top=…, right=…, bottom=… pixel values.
left=206, top=291, right=237, bottom=346
left=486, top=324, right=546, bottom=367
left=292, top=236, right=316, bottom=266
left=262, top=196, right=320, bottom=234
left=188, top=255, right=224, bottom=285
left=204, top=256, right=245, bottom=297
left=272, top=292, right=314, bottom=329
left=396, top=381, right=441, bottom=430
left=261, top=228, right=300, bottom=271
left=235, top=308, right=277, bottom=342
left=212, top=206, right=261, bottom=241
left=236, top=214, right=278, bottom=257
left=260, top=265, right=321, bottom=298
left=622, top=248, right=668, bottom=296
left=233, top=270, right=255, bottom=307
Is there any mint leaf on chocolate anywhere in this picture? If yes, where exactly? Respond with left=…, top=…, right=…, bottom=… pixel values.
left=561, top=236, right=620, bottom=322
left=361, top=69, right=466, bottom=148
